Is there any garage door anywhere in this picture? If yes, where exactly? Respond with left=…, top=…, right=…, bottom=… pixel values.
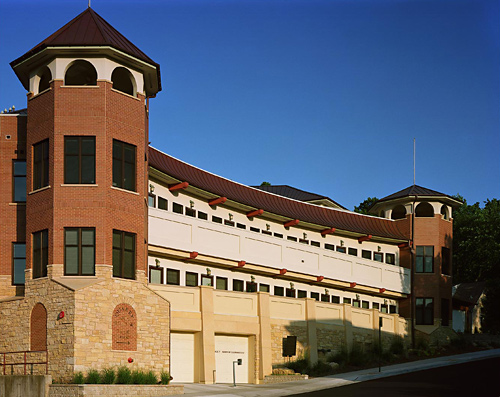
left=215, top=335, right=249, bottom=384
left=170, top=333, right=195, bottom=383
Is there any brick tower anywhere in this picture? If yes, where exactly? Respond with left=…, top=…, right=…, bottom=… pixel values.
left=1, top=8, right=171, bottom=381
left=371, top=186, right=462, bottom=342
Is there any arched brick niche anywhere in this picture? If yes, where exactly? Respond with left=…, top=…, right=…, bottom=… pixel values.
left=31, top=303, right=47, bottom=351
left=112, top=303, right=137, bottom=351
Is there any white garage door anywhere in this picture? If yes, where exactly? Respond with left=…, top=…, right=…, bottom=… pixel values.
left=170, top=333, right=195, bottom=383
left=215, top=335, right=249, bottom=384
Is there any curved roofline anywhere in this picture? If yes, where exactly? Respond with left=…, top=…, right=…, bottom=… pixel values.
left=148, top=146, right=409, bottom=241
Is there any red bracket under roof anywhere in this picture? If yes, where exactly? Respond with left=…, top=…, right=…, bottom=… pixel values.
left=169, top=181, right=189, bottom=191
left=283, top=219, right=299, bottom=228
left=208, top=196, right=227, bottom=206
left=246, top=209, right=264, bottom=218
left=321, top=228, right=336, bottom=236
left=358, top=235, right=372, bottom=243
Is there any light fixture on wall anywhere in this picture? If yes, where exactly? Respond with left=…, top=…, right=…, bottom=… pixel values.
left=155, top=259, right=160, bottom=267
left=149, top=184, right=155, bottom=194
left=378, top=246, right=381, bottom=252
left=325, top=289, right=329, bottom=295
left=384, top=299, right=388, bottom=305
left=206, top=268, right=211, bottom=276
left=356, top=294, right=360, bottom=300
left=303, top=233, right=307, bottom=240
left=340, top=240, right=344, bottom=246
left=190, top=200, right=195, bottom=209
left=266, top=224, right=271, bottom=231
left=229, top=213, right=233, bottom=221
left=251, top=275, right=255, bottom=283
left=290, top=282, right=294, bottom=290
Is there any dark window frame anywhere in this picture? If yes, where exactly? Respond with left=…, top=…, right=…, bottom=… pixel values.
left=201, top=274, right=213, bottom=287
left=149, top=266, right=164, bottom=284
left=336, top=246, right=346, bottom=254
left=112, top=139, right=136, bottom=191
left=374, top=252, right=383, bottom=262
left=186, top=271, right=198, bottom=287
left=441, top=247, right=451, bottom=275
left=64, top=136, right=96, bottom=184
left=12, top=242, right=26, bottom=285
left=166, top=268, right=180, bottom=285
left=13, top=160, right=26, bottom=202
left=64, top=227, right=95, bottom=276
left=286, top=288, right=296, bottom=298
left=311, top=292, right=320, bottom=301
left=274, top=286, right=284, bottom=296
left=158, top=196, right=168, bottom=210
left=173, top=202, right=183, bottom=214
left=297, top=290, right=307, bottom=298
left=233, top=279, right=244, bottom=292
left=112, top=230, right=136, bottom=280
left=148, top=193, right=156, bottom=208
left=362, top=250, right=372, bottom=260
left=348, top=247, right=358, bottom=256
left=32, top=229, right=48, bottom=279
left=416, top=297, right=434, bottom=325
left=416, top=246, right=434, bottom=273
left=216, top=276, right=228, bottom=290
left=259, top=283, right=270, bottom=293
left=33, top=140, right=49, bottom=190
left=386, top=253, right=396, bottom=265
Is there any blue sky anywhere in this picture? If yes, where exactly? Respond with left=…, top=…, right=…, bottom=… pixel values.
left=1, top=0, right=498, bottom=210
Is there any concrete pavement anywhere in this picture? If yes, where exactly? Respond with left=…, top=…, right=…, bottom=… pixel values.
left=167, top=348, right=500, bottom=396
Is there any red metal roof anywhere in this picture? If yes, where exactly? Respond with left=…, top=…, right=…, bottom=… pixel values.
left=148, top=147, right=409, bottom=241
left=11, top=8, right=161, bottom=90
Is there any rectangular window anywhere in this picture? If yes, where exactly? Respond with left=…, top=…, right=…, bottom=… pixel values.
left=259, top=283, right=270, bottom=293
left=33, top=140, right=49, bottom=190
left=216, top=277, right=228, bottom=290
left=112, top=140, right=135, bottom=191
left=186, top=272, right=198, bottom=287
left=274, top=286, right=284, bottom=296
left=299, top=239, right=309, bottom=245
left=416, top=246, right=434, bottom=273
left=149, top=267, right=163, bottom=284
left=112, top=230, right=135, bottom=279
left=148, top=194, right=156, bottom=207
left=212, top=216, right=222, bottom=224
left=343, top=297, right=351, bottom=305
left=287, top=236, right=297, bottom=242
left=362, top=301, right=369, bottom=309
left=311, top=241, right=320, bottom=247
left=198, top=211, right=208, bottom=220
left=12, top=243, right=26, bottom=285
left=373, top=302, right=380, bottom=310
left=297, top=290, right=307, bottom=298
left=286, top=288, right=296, bottom=298
left=233, top=279, right=244, bottom=292
left=273, top=233, right=283, bottom=238
left=185, top=208, right=196, bottom=217
left=416, top=298, right=434, bottom=325
left=386, top=253, right=396, bottom=265
left=332, top=295, right=340, bottom=304
left=201, top=275, right=213, bottom=287
left=158, top=197, right=168, bottom=210
left=325, top=243, right=335, bottom=251
left=237, top=223, right=246, bottom=229
left=348, top=247, right=358, bottom=256
left=224, top=219, right=234, bottom=226
left=262, top=230, right=272, bottom=236
left=32, top=229, right=48, bottom=279
left=441, top=298, right=450, bottom=326
left=250, top=227, right=260, bottom=233
left=321, top=294, right=329, bottom=302
left=311, top=292, right=320, bottom=301
left=64, top=228, right=95, bottom=276
left=13, top=161, right=26, bottom=202
left=362, top=250, right=371, bottom=260
left=64, top=136, right=95, bottom=184
left=381, top=304, right=388, bottom=314
left=166, top=269, right=180, bottom=285
left=336, top=246, right=346, bottom=254
left=173, top=203, right=183, bottom=214
left=374, top=252, right=383, bottom=262
left=441, top=247, right=451, bottom=275
left=246, top=282, right=258, bottom=292
left=390, top=305, right=398, bottom=314
left=353, top=300, right=360, bottom=308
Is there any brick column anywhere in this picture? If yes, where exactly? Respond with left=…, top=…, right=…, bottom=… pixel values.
left=199, top=285, right=215, bottom=384
left=257, top=292, right=272, bottom=381
left=304, top=298, right=318, bottom=363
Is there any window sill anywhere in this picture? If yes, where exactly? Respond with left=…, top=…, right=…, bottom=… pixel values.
left=60, top=184, right=98, bottom=187
left=61, top=85, right=100, bottom=89
left=111, top=186, right=139, bottom=195
left=9, top=202, right=26, bottom=206
left=29, top=185, right=51, bottom=195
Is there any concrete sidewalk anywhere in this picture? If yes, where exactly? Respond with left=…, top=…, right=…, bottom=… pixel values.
left=168, top=348, right=500, bottom=396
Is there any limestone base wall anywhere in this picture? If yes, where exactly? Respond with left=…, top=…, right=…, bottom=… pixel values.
left=49, top=384, right=183, bottom=397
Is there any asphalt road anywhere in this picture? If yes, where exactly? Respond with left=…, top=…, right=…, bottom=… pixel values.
left=293, top=357, right=500, bottom=397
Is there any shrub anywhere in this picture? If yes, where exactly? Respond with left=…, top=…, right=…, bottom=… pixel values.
left=100, top=368, right=116, bottom=384
left=116, top=366, right=133, bottom=384
left=85, top=369, right=100, bottom=384
left=72, top=372, right=84, bottom=384
left=309, top=360, right=334, bottom=377
left=415, top=336, right=429, bottom=352
left=349, top=344, right=368, bottom=367
left=287, top=358, right=310, bottom=375
left=450, top=333, right=469, bottom=349
left=389, top=336, right=406, bottom=355
left=160, top=371, right=171, bottom=385
left=132, top=370, right=149, bottom=384
left=144, top=370, right=157, bottom=384
left=327, top=345, right=349, bottom=365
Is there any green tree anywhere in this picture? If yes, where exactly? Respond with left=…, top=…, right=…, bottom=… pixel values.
left=260, top=181, right=271, bottom=186
left=354, top=197, right=379, bottom=215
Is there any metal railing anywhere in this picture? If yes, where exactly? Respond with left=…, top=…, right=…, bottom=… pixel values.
left=2, top=350, right=48, bottom=375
